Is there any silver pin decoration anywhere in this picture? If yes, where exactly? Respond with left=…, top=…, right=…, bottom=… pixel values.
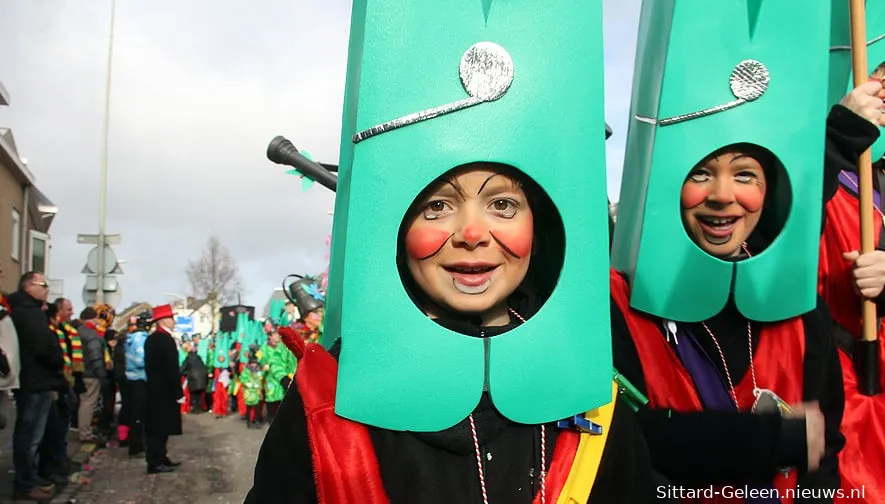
left=831, top=33, right=885, bottom=52
left=352, top=41, right=514, bottom=144
left=636, top=60, right=770, bottom=127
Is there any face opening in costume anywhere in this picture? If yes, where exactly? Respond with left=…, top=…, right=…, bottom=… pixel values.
left=399, top=162, right=564, bottom=327
left=681, top=143, right=788, bottom=259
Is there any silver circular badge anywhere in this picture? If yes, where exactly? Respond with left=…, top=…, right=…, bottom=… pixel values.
left=459, top=41, right=514, bottom=102
left=729, top=59, right=770, bottom=101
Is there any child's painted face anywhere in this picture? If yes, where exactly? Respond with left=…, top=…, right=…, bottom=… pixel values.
left=305, top=309, right=323, bottom=330
left=404, top=165, right=533, bottom=317
left=681, top=150, right=767, bottom=258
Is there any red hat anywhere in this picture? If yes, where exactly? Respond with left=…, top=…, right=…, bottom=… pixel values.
left=152, top=304, right=175, bottom=323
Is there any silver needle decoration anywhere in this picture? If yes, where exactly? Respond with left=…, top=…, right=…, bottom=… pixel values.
left=352, top=41, right=514, bottom=144
left=635, top=60, right=770, bottom=127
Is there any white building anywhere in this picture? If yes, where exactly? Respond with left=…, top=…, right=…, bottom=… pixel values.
left=169, top=298, right=218, bottom=337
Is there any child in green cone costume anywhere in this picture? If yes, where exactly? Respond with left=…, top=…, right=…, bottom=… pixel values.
left=609, top=0, right=881, bottom=500
left=258, top=326, right=295, bottom=424
left=247, top=1, right=664, bottom=503
left=239, top=344, right=264, bottom=429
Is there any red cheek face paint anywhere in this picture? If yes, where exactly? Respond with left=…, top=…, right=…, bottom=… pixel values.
left=680, top=184, right=709, bottom=209
left=405, top=227, right=453, bottom=260
left=489, top=217, right=534, bottom=259
left=734, top=186, right=765, bottom=213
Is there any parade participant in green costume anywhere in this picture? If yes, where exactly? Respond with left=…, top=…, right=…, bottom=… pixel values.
left=819, top=4, right=885, bottom=501
left=240, top=345, right=264, bottom=429
left=246, top=1, right=664, bottom=503
left=609, top=0, right=881, bottom=499
left=259, top=327, right=294, bottom=425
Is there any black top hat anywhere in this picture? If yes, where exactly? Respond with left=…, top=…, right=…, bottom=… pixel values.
left=282, top=274, right=324, bottom=318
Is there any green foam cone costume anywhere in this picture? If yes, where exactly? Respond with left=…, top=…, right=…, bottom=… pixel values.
left=830, top=0, right=885, bottom=159
left=320, top=0, right=611, bottom=432
left=611, top=0, right=834, bottom=323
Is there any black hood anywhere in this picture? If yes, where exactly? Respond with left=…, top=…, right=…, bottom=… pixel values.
left=698, top=143, right=790, bottom=252
left=395, top=166, right=565, bottom=333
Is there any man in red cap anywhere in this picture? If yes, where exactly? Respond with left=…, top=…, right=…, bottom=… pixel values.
left=143, top=304, right=183, bottom=474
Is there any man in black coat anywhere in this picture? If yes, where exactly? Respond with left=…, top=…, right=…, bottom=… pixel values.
left=8, top=271, right=64, bottom=500
left=144, top=304, right=183, bottom=474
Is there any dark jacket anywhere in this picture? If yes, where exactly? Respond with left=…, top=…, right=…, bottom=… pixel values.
left=78, top=324, right=106, bottom=379
left=180, top=351, right=209, bottom=392
left=145, top=328, right=183, bottom=436
left=8, top=290, right=64, bottom=392
left=113, top=334, right=128, bottom=383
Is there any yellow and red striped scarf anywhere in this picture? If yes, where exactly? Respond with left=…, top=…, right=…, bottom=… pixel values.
left=50, top=323, right=74, bottom=387
left=63, top=322, right=84, bottom=373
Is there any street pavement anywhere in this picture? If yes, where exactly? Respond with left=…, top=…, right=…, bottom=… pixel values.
left=0, top=397, right=267, bottom=504
left=73, top=412, right=266, bottom=504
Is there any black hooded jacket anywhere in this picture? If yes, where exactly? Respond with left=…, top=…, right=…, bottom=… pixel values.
left=8, top=290, right=65, bottom=392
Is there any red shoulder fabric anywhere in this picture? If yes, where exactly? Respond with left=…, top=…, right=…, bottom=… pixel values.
left=819, top=185, right=885, bottom=339
left=837, top=346, right=885, bottom=504
left=282, top=326, right=390, bottom=504
left=279, top=327, right=582, bottom=503
left=610, top=269, right=801, bottom=503
left=819, top=186, right=885, bottom=503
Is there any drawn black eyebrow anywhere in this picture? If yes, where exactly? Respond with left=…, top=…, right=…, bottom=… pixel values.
left=477, top=172, right=508, bottom=196
left=442, top=179, right=467, bottom=199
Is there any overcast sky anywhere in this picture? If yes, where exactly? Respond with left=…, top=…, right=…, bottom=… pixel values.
left=0, top=0, right=641, bottom=311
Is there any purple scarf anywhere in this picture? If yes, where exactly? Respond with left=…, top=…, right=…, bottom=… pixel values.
left=669, top=322, right=781, bottom=503
left=839, top=170, right=882, bottom=209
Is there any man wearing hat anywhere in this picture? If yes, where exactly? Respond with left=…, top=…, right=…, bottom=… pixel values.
left=143, top=304, right=183, bottom=474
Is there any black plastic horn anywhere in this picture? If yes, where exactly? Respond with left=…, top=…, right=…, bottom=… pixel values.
left=267, top=136, right=337, bottom=192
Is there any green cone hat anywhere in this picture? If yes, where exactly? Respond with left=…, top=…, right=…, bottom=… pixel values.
left=326, top=0, right=611, bottom=431
left=611, top=0, right=834, bottom=322
left=830, top=0, right=885, bottom=159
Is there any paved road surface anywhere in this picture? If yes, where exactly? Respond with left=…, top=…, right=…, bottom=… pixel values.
left=79, top=412, right=266, bottom=504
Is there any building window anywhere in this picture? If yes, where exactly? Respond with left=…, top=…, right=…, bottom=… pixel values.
left=11, top=209, right=20, bottom=261
left=29, top=231, right=49, bottom=274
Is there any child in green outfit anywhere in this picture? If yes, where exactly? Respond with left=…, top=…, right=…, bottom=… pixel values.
left=240, top=344, right=264, bottom=429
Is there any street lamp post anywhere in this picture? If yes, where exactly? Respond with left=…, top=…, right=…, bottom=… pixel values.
left=164, top=292, right=188, bottom=310
left=96, top=0, right=117, bottom=303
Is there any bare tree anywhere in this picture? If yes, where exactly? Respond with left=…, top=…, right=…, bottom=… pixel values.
left=186, top=235, right=244, bottom=331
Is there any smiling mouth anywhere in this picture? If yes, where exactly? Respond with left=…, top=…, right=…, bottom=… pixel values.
left=696, top=215, right=741, bottom=245
left=443, top=264, right=499, bottom=294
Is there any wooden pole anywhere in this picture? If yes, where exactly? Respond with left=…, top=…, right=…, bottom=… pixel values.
left=850, top=0, right=877, bottom=343
left=850, top=0, right=882, bottom=396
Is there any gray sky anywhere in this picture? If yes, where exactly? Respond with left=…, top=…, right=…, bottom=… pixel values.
left=0, top=0, right=640, bottom=311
